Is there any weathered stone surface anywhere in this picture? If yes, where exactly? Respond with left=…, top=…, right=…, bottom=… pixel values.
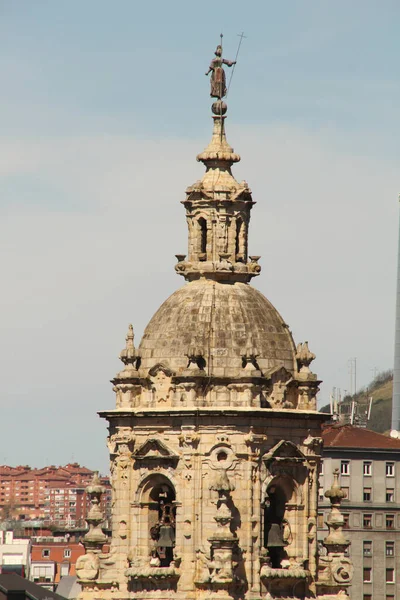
left=78, top=47, right=350, bottom=600
left=139, top=280, right=296, bottom=378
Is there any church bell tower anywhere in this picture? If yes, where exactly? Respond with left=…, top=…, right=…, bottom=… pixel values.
left=77, top=42, right=352, bottom=600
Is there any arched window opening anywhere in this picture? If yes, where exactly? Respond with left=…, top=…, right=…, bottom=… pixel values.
left=198, top=218, right=207, bottom=257
left=235, top=218, right=245, bottom=261
left=148, top=482, right=176, bottom=567
left=263, top=481, right=291, bottom=568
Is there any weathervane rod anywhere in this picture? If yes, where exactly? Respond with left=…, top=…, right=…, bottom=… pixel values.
left=226, top=31, right=246, bottom=97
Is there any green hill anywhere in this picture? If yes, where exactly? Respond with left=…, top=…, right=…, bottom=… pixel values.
left=321, top=370, right=393, bottom=433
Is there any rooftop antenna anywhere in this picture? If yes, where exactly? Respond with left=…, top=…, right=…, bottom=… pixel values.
left=350, top=400, right=355, bottom=425
left=329, top=390, right=334, bottom=414
left=367, top=396, right=373, bottom=422
left=348, top=357, right=357, bottom=396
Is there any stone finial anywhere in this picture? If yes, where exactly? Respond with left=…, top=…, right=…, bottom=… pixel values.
left=323, top=468, right=348, bottom=547
left=82, top=471, right=108, bottom=551
left=295, top=341, right=316, bottom=373
left=324, top=468, right=346, bottom=505
left=317, top=468, right=353, bottom=595
left=120, top=324, right=136, bottom=365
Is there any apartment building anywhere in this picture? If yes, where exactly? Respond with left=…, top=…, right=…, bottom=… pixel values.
left=319, top=424, right=400, bottom=600
left=0, top=530, right=30, bottom=578
left=30, top=539, right=84, bottom=591
left=0, top=463, right=111, bottom=528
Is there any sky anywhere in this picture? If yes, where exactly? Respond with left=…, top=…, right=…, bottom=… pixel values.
left=1, top=1, right=400, bottom=472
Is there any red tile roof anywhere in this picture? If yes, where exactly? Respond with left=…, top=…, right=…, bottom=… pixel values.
left=322, top=424, right=400, bottom=450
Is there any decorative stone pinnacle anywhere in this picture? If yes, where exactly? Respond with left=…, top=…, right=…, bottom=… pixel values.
left=317, top=468, right=353, bottom=592
left=323, top=468, right=348, bottom=549
left=119, top=324, right=136, bottom=365
left=295, top=341, right=316, bottom=373
left=82, top=471, right=107, bottom=552
left=324, top=468, right=346, bottom=505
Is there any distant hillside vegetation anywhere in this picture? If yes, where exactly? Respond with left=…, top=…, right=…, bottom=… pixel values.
left=321, top=370, right=393, bottom=434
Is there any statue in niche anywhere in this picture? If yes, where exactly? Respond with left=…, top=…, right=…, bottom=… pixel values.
left=205, top=44, right=236, bottom=99
left=264, top=485, right=288, bottom=568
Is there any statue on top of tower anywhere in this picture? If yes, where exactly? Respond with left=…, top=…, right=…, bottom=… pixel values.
left=205, top=41, right=236, bottom=99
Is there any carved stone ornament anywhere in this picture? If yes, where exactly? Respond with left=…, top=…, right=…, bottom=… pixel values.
left=303, top=433, right=323, bottom=455
left=245, top=426, right=267, bottom=448
left=107, top=427, right=135, bottom=455
left=76, top=551, right=100, bottom=581
left=148, top=363, right=174, bottom=404
left=115, top=324, right=140, bottom=378
left=76, top=473, right=107, bottom=584
left=178, top=425, right=200, bottom=448
left=133, top=438, right=179, bottom=463
left=317, top=468, right=353, bottom=594
left=295, top=341, right=316, bottom=373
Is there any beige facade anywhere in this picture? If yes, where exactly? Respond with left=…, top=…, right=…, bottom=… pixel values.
left=319, top=426, right=400, bottom=600
left=77, top=68, right=352, bottom=600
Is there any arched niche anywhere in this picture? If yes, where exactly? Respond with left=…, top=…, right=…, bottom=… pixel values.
left=235, top=217, right=246, bottom=261
left=262, top=475, right=296, bottom=568
left=136, top=474, right=177, bottom=567
left=197, top=217, right=207, bottom=257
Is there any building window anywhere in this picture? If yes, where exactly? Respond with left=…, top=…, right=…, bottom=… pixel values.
left=363, top=596, right=372, bottom=600
left=363, top=462, right=372, bottom=476
left=343, top=513, right=350, bottom=529
left=386, top=462, right=395, bottom=477
left=341, top=461, right=350, bottom=476
left=363, top=541, right=372, bottom=557
left=363, top=567, right=372, bottom=582
left=42, top=549, right=50, bottom=558
left=386, top=514, right=395, bottom=529
left=386, top=541, right=395, bottom=557
left=386, top=568, right=395, bottom=583
left=363, top=487, right=371, bottom=501
left=317, top=513, right=324, bottom=528
left=387, top=596, right=395, bottom=600
left=363, top=514, right=372, bottom=528
left=64, top=549, right=71, bottom=558
left=386, top=489, right=395, bottom=503
left=318, top=488, right=324, bottom=501
left=319, top=461, right=324, bottom=475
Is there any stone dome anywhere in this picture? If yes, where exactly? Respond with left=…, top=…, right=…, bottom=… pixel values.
left=138, top=280, right=296, bottom=378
